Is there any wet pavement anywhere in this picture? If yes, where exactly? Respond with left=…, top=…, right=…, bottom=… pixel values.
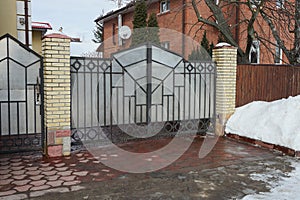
left=0, top=136, right=298, bottom=200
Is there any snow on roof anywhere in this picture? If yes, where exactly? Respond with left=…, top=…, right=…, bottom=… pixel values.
left=32, top=22, right=52, bottom=30
left=94, top=0, right=159, bottom=23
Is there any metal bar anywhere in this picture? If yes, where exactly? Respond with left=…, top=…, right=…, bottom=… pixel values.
left=7, top=38, right=11, bottom=136
left=97, top=60, right=99, bottom=126
left=183, top=63, right=186, bottom=121
left=113, top=58, right=146, bottom=93
left=129, top=97, right=131, bottom=124
left=17, top=102, right=20, bottom=135
left=110, top=60, right=113, bottom=141
left=178, top=87, right=181, bottom=120
left=146, top=44, right=152, bottom=125
left=0, top=101, right=26, bottom=103
left=73, top=71, right=121, bottom=74
left=116, top=88, right=119, bottom=124
left=194, top=63, right=197, bottom=119
left=0, top=57, right=7, bottom=63
left=203, top=65, right=207, bottom=119
left=34, top=85, right=37, bottom=134
left=208, top=64, right=212, bottom=119
left=167, top=95, right=170, bottom=121
left=83, top=59, right=87, bottom=141
left=199, top=68, right=202, bottom=119
left=152, top=60, right=175, bottom=69
left=161, top=84, right=164, bottom=121
left=156, top=104, right=158, bottom=122
left=25, top=68, right=28, bottom=135
left=0, top=103, right=2, bottom=136
left=40, top=61, right=45, bottom=149
left=188, top=64, right=191, bottom=120
left=8, top=57, right=40, bottom=69
left=90, top=66, right=93, bottom=128
left=134, top=79, right=137, bottom=123
left=140, top=105, right=142, bottom=123
left=76, top=67, right=80, bottom=133
left=122, top=68, right=125, bottom=125
left=213, top=64, right=217, bottom=131
left=103, top=67, right=107, bottom=126
left=115, top=58, right=146, bottom=69
left=173, top=68, right=175, bottom=121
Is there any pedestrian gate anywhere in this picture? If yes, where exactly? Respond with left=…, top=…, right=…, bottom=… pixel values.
left=0, top=34, right=44, bottom=153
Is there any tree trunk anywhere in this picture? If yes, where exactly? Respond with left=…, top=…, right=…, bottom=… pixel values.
left=294, top=0, right=300, bottom=64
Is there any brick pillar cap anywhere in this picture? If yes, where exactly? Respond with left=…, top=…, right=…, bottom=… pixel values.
left=43, top=32, right=71, bottom=39
left=214, top=42, right=237, bottom=49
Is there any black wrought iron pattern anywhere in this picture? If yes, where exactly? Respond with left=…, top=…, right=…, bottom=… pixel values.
left=71, top=44, right=216, bottom=146
left=0, top=34, right=44, bottom=153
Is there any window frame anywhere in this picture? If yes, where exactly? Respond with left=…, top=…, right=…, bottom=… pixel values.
left=112, top=23, right=116, bottom=45
left=276, top=0, right=284, bottom=9
left=274, top=42, right=283, bottom=64
left=160, top=0, right=170, bottom=13
left=249, top=40, right=260, bottom=64
left=161, top=41, right=170, bottom=49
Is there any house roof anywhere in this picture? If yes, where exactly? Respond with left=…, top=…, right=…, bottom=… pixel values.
left=32, top=22, right=52, bottom=30
left=94, top=0, right=159, bottom=23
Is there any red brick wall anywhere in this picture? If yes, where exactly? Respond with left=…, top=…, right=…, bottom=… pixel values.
left=237, top=1, right=294, bottom=64
left=101, top=0, right=294, bottom=64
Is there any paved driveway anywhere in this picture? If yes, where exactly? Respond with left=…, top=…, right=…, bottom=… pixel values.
left=0, top=136, right=297, bottom=200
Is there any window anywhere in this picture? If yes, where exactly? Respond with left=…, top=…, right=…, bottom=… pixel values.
left=160, top=0, right=170, bottom=13
left=250, top=0, right=261, bottom=9
left=276, top=0, right=284, bottom=9
left=112, top=23, right=116, bottom=45
left=249, top=40, right=260, bottom=64
left=274, top=41, right=282, bottom=64
left=161, top=41, right=170, bottom=49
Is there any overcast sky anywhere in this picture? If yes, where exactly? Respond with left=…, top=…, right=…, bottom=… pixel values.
left=32, top=0, right=117, bottom=42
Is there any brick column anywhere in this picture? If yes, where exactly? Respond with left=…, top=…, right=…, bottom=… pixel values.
left=42, top=33, right=71, bottom=157
left=212, top=43, right=237, bottom=135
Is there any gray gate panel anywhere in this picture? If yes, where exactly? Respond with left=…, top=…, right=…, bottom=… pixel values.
left=0, top=34, right=44, bottom=153
left=71, top=44, right=216, bottom=146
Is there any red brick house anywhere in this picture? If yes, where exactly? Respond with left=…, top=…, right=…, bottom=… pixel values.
left=95, top=0, right=291, bottom=64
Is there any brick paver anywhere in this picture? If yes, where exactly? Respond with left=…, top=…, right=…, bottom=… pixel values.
left=0, top=136, right=297, bottom=199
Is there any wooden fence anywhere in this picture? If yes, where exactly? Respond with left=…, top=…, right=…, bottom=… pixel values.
left=236, top=64, right=300, bottom=107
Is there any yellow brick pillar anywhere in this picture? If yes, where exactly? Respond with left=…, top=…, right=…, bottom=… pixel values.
left=42, top=33, right=71, bottom=157
left=212, top=43, right=237, bottom=136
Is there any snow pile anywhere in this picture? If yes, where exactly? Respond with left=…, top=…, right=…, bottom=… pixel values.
left=225, top=95, right=300, bottom=151
left=243, top=161, right=300, bottom=200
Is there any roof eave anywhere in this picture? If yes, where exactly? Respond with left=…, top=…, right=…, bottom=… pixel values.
left=94, top=0, right=160, bottom=23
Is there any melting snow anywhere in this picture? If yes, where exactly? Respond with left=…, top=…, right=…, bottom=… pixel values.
left=243, top=161, right=300, bottom=200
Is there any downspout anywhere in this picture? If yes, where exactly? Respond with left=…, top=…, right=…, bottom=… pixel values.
left=118, top=14, right=123, bottom=46
left=24, top=0, right=29, bottom=47
left=182, top=0, right=186, bottom=57
left=235, top=1, right=240, bottom=47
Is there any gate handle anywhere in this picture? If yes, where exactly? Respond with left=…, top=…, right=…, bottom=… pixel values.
left=36, top=77, right=40, bottom=105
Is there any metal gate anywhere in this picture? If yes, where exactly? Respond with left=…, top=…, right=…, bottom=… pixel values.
left=0, top=34, right=44, bottom=153
left=71, top=44, right=216, bottom=145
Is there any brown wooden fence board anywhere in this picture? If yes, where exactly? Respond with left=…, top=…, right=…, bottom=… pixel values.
left=236, top=64, right=300, bottom=107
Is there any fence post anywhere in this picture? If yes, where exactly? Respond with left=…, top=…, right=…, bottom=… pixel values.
left=212, top=43, right=237, bottom=135
left=42, top=33, right=71, bottom=157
